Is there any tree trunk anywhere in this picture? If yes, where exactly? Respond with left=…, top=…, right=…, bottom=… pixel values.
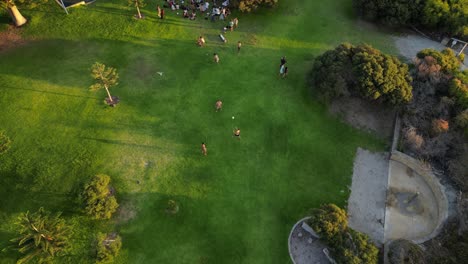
left=104, top=86, right=113, bottom=102
left=136, top=4, right=142, bottom=19
left=7, top=5, right=27, bottom=27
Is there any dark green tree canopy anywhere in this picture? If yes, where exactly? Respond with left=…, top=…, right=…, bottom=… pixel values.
left=353, top=0, right=468, bottom=39
left=310, top=43, right=413, bottom=105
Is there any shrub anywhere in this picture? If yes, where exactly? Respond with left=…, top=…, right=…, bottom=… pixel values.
left=353, top=0, right=423, bottom=26
left=432, top=119, right=449, bottom=135
left=81, top=174, right=119, bottom=220
left=308, top=204, right=348, bottom=243
left=449, top=78, right=468, bottom=108
left=96, top=232, right=122, bottom=264
left=388, top=239, right=424, bottom=264
left=455, top=109, right=468, bottom=133
left=309, top=204, right=378, bottom=264
left=0, top=130, right=11, bottom=154
left=416, top=48, right=460, bottom=75
left=230, top=0, right=278, bottom=12
left=310, top=43, right=412, bottom=105
left=166, top=200, right=179, bottom=214
left=403, top=126, right=424, bottom=153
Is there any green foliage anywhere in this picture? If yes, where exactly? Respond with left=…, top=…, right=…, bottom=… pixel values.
left=309, top=204, right=348, bottom=242
left=455, top=109, right=468, bottom=128
left=311, top=43, right=412, bottom=105
left=81, top=174, right=119, bottom=220
left=96, top=232, right=122, bottom=264
left=388, top=239, right=424, bottom=264
left=354, top=0, right=468, bottom=39
left=9, top=207, right=71, bottom=264
left=1, top=0, right=48, bottom=9
left=166, top=200, right=179, bottom=214
left=90, top=62, right=119, bottom=100
left=309, top=204, right=378, bottom=264
left=230, top=0, right=278, bottom=12
left=449, top=78, right=468, bottom=108
left=353, top=0, right=423, bottom=26
left=0, top=130, right=11, bottom=155
left=416, top=48, right=461, bottom=74
left=127, top=0, right=145, bottom=8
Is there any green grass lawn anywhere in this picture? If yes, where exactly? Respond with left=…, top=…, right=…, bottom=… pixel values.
left=0, top=0, right=391, bottom=263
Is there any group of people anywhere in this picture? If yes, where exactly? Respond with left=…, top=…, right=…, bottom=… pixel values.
left=201, top=99, right=240, bottom=156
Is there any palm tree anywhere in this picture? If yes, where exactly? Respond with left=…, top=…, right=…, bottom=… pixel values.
left=0, top=0, right=29, bottom=26
left=90, top=62, right=119, bottom=106
left=10, top=207, right=71, bottom=264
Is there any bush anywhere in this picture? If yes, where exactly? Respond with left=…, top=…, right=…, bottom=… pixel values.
left=403, top=126, right=424, bottom=153
left=166, top=200, right=179, bottom=214
left=82, top=174, right=119, bottom=220
left=308, top=204, right=348, bottom=243
left=0, top=130, right=11, bottom=154
left=449, top=78, right=468, bottom=108
left=388, top=239, right=424, bottom=264
left=309, top=204, right=379, bottom=264
left=455, top=109, right=468, bottom=132
left=354, top=0, right=467, bottom=39
left=96, top=232, right=122, bottom=264
left=353, top=0, right=423, bottom=26
left=432, top=119, right=449, bottom=135
left=230, top=0, right=278, bottom=12
left=310, top=43, right=412, bottom=105
left=416, top=48, right=460, bottom=75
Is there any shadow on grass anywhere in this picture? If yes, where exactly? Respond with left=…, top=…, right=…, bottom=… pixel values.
left=2, top=85, right=99, bottom=100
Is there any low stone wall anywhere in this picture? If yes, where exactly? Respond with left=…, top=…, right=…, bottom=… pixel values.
left=390, top=151, right=449, bottom=243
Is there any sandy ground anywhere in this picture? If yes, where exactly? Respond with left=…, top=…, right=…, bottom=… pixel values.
left=329, top=97, right=395, bottom=140
left=348, top=148, right=389, bottom=245
left=384, top=159, right=439, bottom=242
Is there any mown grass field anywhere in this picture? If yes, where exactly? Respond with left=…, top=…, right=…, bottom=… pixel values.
left=0, top=0, right=391, bottom=263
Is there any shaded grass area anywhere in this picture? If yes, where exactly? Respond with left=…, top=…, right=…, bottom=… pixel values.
left=0, top=0, right=390, bottom=263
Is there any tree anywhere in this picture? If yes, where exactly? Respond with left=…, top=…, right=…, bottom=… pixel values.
left=81, top=174, right=119, bottom=220
left=0, top=130, right=11, bottom=155
left=353, top=0, right=423, bottom=26
left=9, top=207, right=71, bottom=264
left=231, top=0, right=278, bottom=12
left=449, top=78, right=468, bottom=108
left=128, top=0, right=145, bottom=19
left=0, top=0, right=28, bottom=26
left=95, top=232, right=122, bottom=264
left=90, top=62, right=119, bottom=106
left=416, top=48, right=461, bottom=75
left=310, top=43, right=413, bottom=105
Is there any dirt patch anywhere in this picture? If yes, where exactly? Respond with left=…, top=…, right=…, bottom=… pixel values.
left=0, top=25, right=29, bottom=52
left=329, top=97, right=395, bottom=140
left=117, top=201, right=137, bottom=223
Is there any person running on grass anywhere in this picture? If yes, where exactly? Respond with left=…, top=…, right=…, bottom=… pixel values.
left=237, top=41, right=242, bottom=53
left=282, top=66, right=288, bottom=78
left=233, top=128, right=241, bottom=140
left=215, top=100, right=223, bottom=111
left=201, top=142, right=207, bottom=155
left=213, top=53, right=220, bottom=63
left=280, top=56, right=286, bottom=68
left=279, top=64, right=285, bottom=77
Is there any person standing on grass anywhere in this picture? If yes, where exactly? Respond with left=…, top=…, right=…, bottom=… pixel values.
left=157, top=5, right=161, bottom=18
left=213, top=53, right=220, bottom=63
left=233, top=128, right=241, bottom=140
left=279, top=64, right=285, bottom=77
left=282, top=66, right=288, bottom=78
left=280, top=56, right=286, bottom=68
left=237, top=41, right=242, bottom=53
left=201, top=142, right=207, bottom=155
left=160, top=8, right=165, bottom=19
left=233, top=17, right=238, bottom=29
left=215, top=100, right=223, bottom=111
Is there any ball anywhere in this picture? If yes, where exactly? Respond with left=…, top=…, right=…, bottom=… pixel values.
left=232, top=116, right=235, bottom=119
